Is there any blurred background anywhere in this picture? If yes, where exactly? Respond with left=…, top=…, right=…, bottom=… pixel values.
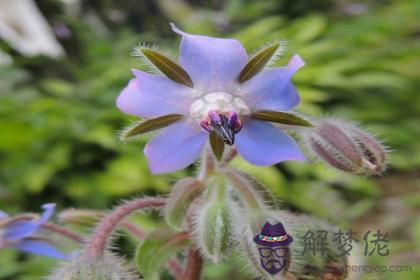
left=0, top=0, right=419, bottom=279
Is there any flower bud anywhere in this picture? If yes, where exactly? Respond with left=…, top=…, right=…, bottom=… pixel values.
left=194, top=175, right=237, bottom=262
left=302, top=119, right=388, bottom=175
left=347, top=125, right=388, bottom=174
left=58, top=209, right=103, bottom=227
left=48, top=253, right=138, bottom=280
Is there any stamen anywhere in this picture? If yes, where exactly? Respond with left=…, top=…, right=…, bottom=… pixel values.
left=200, top=120, right=212, bottom=132
left=202, top=110, right=243, bottom=145
left=227, top=112, right=242, bottom=133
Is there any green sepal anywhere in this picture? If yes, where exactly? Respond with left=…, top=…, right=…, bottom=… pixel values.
left=140, top=48, right=193, bottom=87
left=122, top=114, right=183, bottom=139
left=195, top=176, right=236, bottom=261
left=135, top=227, right=190, bottom=280
left=224, top=168, right=274, bottom=211
left=200, top=199, right=233, bottom=260
left=164, top=178, right=204, bottom=230
left=238, top=43, right=280, bottom=83
left=209, top=131, right=225, bottom=161
left=251, top=110, right=313, bottom=127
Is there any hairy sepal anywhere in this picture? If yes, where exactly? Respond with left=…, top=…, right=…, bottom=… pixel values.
left=209, top=131, right=225, bottom=161
left=193, top=175, right=237, bottom=263
left=252, top=110, right=313, bottom=127
left=120, top=114, right=184, bottom=141
left=132, top=45, right=193, bottom=87
left=223, top=168, right=274, bottom=211
left=135, top=227, right=190, bottom=280
left=238, top=41, right=285, bottom=83
left=164, top=177, right=204, bottom=230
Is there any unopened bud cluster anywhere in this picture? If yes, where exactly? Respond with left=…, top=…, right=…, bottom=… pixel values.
left=301, top=119, right=388, bottom=175
left=48, top=253, right=138, bottom=280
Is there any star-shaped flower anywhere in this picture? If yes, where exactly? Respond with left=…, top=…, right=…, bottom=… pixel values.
left=0, top=203, right=69, bottom=259
left=117, top=24, right=311, bottom=174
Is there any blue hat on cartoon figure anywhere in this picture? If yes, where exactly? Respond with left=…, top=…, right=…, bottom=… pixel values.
left=253, top=222, right=293, bottom=247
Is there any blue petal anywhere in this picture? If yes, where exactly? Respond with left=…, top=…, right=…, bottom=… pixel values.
left=235, top=119, right=305, bottom=166
left=171, top=23, right=248, bottom=92
left=116, top=69, right=195, bottom=118
left=37, top=203, right=56, bottom=225
left=144, top=119, right=207, bottom=174
left=4, top=203, right=55, bottom=241
left=4, top=221, right=39, bottom=241
left=241, top=55, right=305, bottom=112
left=0, top=210, right=9, bottom=219
left=14, top=239, right=69, bottom=259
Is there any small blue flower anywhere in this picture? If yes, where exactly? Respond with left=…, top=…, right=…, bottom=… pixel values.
left=117, top=24, right=305, bottom=173
left=0, top=203, right=69, bottom=259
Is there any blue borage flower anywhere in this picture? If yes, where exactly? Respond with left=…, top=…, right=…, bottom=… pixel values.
left=117, top=24, right=306, bottom=174
left=0, top=203, right=69, bottom=259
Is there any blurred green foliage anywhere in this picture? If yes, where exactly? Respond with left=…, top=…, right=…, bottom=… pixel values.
left=0, top=0, right=419, bottom=279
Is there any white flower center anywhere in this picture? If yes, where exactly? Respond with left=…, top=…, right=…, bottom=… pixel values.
left=189, top=91, right=250, bottom=121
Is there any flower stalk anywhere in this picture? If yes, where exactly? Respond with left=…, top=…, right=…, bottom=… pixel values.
left=180, top=247, right=203, bottom=280
left=83, top=197, right=165, bottom=260
left=42, top=222, right=84, bottom=243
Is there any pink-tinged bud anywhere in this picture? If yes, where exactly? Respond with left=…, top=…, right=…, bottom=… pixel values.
left=303, top=119, right=388, bottom=175
left=347, top=126, right=388, bottom=174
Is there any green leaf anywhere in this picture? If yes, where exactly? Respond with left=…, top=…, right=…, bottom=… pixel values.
left=164, top=178, right=204, bottom=230
left=238, top=43, right=280, bottom=83
left=232, top=17, right=284, bottom=48
left=209, top=131, right=225, bottom=161
left=122, top=114, right=184, bottom=139
left=140, top=48, right=193, bottom=87
left=136, top=227, right=190, bottom=280
left=291, top=14, right=327, bottom=43
left=251, top=110, right=313, bottom=127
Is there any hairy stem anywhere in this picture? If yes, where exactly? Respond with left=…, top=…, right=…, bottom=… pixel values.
left=197, top=148, right=216, bottom=181
left=42, top=222, right=84, bottom=243
left=120, top=221, right=146, bottom=239
left=181, top=247, right=203, bottom=280
left=221, top=147, right=238, bottom=165
left=168, top=258, right=184, bottom=279
left=83, top=197, right=166, bottom=260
